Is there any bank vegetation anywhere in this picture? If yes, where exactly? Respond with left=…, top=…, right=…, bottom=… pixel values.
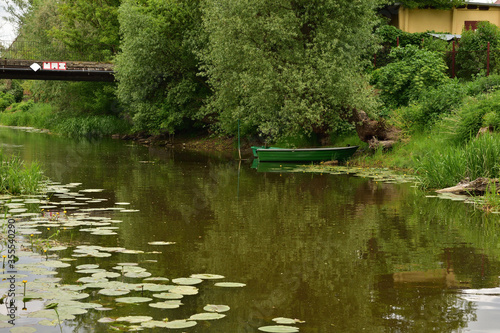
left=4, top=0, right=500, bottom=198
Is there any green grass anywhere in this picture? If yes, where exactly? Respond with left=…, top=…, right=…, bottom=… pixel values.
left=0, top=102, right=131, bottom=138
left=0, top=151, right=45, bottom=195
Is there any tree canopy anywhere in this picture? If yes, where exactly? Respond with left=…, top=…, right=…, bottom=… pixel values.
left=199, top=0, right=381, bottom=141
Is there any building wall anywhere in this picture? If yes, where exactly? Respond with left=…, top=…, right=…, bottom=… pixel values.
left=398, top=6, right=500, bottom=34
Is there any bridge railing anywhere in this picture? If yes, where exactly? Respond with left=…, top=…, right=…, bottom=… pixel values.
left=0, top=40, right=118, bottom=63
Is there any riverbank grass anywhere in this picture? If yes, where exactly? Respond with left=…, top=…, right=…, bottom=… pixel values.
left=0, top=151, right=45, bottom=195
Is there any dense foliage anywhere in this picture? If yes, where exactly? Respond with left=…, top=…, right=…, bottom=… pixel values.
left=115, top=0, right=208, bottom=134
left=371, top=45, right=448, bottom=108
left=199, top=0, right=380, bottom=141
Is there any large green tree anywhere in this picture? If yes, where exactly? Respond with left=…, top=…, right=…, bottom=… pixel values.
left=115, top=0, right=209, bottom=134
left=199, top=0, right=380, bottom=141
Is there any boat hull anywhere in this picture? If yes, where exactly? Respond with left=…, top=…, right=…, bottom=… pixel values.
left=256, top=146, right=358, bottom=162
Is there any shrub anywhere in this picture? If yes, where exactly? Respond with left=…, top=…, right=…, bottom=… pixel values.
left=393, top=79, right=466, bottom=132
left=371, top=45, right=449, bottom=108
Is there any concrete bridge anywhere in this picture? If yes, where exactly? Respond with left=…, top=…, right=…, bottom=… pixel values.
left=0, top=59, right=115, bottom=82
left=0, top=40, right=116, bottom=81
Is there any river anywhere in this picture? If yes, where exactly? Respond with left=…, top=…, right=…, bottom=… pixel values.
left=1, top=126, right=500, bottom=332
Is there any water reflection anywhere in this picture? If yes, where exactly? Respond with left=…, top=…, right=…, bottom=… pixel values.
left=1, top=127, right=500, bottom=332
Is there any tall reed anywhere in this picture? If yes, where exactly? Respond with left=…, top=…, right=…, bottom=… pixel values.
left=415, top=133, right=500, bottom=189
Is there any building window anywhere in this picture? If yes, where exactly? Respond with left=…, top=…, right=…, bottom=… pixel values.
left=465, top=21, right=480, bottom=30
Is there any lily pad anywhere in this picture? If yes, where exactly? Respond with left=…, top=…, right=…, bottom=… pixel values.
left=204, top=304, right=230, bottom=313
left=149, top=300, right=183, bottom=309
left=124, top=271, right=151, bottom=278
left=98, top=288, right=130, bottom=296
left=148, top=241, right=176, bottom=245
left=190, top=273, right=225, bottom=280
left=97, top=317, right=116, bottom=323
left=163, top=320, right=197, bottom=329
left=116, top=316, right=153, bottom=323
left=169, top=286, right=199, bottom=295
left=10, top=327, right=37, bottom=333
left=272, top=318, right=305, bottom=324
left=258, top=326, right=299, bottom=332
left=152, top=292, right=183, bottom=300
left=141, top=320, right=169, bottom=328
left=214, top=282, right=246, bottom=288
left=189, top=312, right=226, bottom=321
left=115, top=297, right=152, bottom=304
left=172, top=277, right=203, bottom=285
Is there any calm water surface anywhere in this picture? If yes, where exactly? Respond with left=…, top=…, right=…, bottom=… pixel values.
left=2, top=127, right=500, bottom=332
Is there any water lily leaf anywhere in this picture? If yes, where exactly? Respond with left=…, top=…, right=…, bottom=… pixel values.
left=258, top=326, right=299, bottom=332
left=163, top=320, right=197, bottom=329
left=143, top=277, right=169, bottom=282
left=152, top=292, right=183, bottom=300
left=204, top=304, right=230, bottom=313
left=142, top=284, right=173, bottom=292
left=272, top=318, right=305, bottom=324
left=169, top=286, right=198, bottom=295
left=10, top=327, right=37, bottom=333
left=141, top=320, right=169, bottom=328
left=115, top=297, right=152, bottom=304
left=76, top=268, right=106, bottom=274
left=115, top=202, right=130, bottom=205
left=190, top=273, right=225, bottom=280
left=189, top=313, right=226, bottom=321
left=116, top=316, right=153, bottom=323
left=98, top=288, right=130, bottom=296
left=92, top=272, right=121, bottom=279
left=148, top=241, right=176, bottom=245
left=124, top=272, right=151, bottom=278
left=37, top=319, right=59, bottom=326
left=0, top=322, right=13, bottom=329
left=98, top=317, right=116, bottom=323
left=172, top=277, right=202, bottom=285
left=149, top=300, right=183, bottom=309
left=41, top=260, right=71, bottom=268
left=214, top=282, right=246, bottom=288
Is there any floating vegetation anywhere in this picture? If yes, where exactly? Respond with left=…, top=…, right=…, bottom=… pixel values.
left=163, top=320, right=197, bottom=329
left=172, top=277, right=203, bottom=285
left=272, top=317, right=306, bottom=324
left=115, top=297, right=153, bottom=304
left=204, top=304, right=230, bottom=313
left=214, top=282, right=247, bottom=288
left=148, top=241, right=176, bottom=245
left=0, top=181, right=246, bottom=332
left=189, top=312, right=226, bottom=320
left=258, top=326, right=300, bottom=332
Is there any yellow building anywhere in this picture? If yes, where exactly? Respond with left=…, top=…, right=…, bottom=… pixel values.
left=389, top=2, right=500, bottom=34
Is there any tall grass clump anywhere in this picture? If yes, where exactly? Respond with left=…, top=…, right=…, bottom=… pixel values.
left=0, top=152, right=45, bottom=195
left=0, top=102, right=56, bottom=129
left=415, top=133, right=500, bottom=189
left=52, top=115, right=131, bottom=138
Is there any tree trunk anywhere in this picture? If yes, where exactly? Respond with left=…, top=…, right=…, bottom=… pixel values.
left=349, top=109, right=401, bottom=149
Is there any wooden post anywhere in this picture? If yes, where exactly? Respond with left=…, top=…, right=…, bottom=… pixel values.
left=452, top=40, right=456, bottom=78
left=487, top=41, right=490, bottom=77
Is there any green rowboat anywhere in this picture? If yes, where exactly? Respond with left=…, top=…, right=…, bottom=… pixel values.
left=255, top=146, right=358, bottom=162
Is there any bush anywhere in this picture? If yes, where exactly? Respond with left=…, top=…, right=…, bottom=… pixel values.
left=452, top=90, right=500, bottom=143
left=371, top=45, right=449, bottom=108
left=456, top=22, right=500, bottom=79
left=393, top=79, right=466, bottom=132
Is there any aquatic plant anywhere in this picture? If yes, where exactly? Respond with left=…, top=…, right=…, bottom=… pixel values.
left=0, top=151, right=45, bottom=195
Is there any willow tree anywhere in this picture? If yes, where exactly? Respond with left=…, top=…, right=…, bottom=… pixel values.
left=115, top=0, right=209, bottom=134
left=199, top=0, right=381, bottom=142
